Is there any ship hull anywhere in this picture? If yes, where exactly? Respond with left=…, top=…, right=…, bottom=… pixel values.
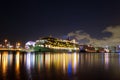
left=33, top=46, right=79, bottom=53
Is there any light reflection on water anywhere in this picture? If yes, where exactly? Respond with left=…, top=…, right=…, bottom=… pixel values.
left=0, top=52, right=120, bottom=80
left=2, top=52, right=8, bottom=77
left=15, top=52, right=20, bottom=80
left=24, top=53, right=79, bottom=75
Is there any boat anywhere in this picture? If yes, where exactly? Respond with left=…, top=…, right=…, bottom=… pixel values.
left=79, top=45, right=96, bottom=53
left=33, top=36, right=79, bottom=52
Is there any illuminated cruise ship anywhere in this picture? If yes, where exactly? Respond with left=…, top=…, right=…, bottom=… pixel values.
left=33, top=37, right=79, bottom=52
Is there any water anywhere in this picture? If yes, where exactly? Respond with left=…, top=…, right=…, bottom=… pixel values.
left=0, top=51, right=120, bottom=80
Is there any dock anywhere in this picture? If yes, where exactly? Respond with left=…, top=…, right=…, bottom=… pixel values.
left=0, top=48, right=26, bottom=52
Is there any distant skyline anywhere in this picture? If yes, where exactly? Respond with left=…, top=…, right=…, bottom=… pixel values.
left=0, top=0, right=120, bottom=45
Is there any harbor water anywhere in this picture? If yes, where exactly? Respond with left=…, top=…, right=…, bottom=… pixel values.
left=0, top=51, right=120, bottom=80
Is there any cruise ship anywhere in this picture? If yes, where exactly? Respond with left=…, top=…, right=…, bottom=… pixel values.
left=33, top=37, right=79, bottom=52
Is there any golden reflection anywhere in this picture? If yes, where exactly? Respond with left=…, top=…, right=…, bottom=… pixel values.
left=45, top=53, right=51, bottom=70
left=2, top=51, right=8, bottom=76
left=0, top=54, right=1, bottom=64
left=63, top=53, right=66, bottom=74
left=44, top=53, right=79, bottom=74
left=15, top=51, right=20, bottom=78
left=37, top=54, right=43, bottom=71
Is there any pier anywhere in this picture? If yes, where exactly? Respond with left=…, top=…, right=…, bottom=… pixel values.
left=0, top=48, right=26, bottom=52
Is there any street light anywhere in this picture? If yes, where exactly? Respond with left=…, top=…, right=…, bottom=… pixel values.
left=4, top=39, right=8, bottom=48
left=16, top=42, right=21, bottom=48
left=5, top=39, right=7, bottom=43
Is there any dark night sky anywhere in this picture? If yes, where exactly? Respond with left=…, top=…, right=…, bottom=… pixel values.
left=0, top=0, right=120, bottom=44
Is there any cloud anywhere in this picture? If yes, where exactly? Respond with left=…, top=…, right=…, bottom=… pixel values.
left=67, top=26, right=120, bottom=47
left=68, top=30, right=91, bottom=40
